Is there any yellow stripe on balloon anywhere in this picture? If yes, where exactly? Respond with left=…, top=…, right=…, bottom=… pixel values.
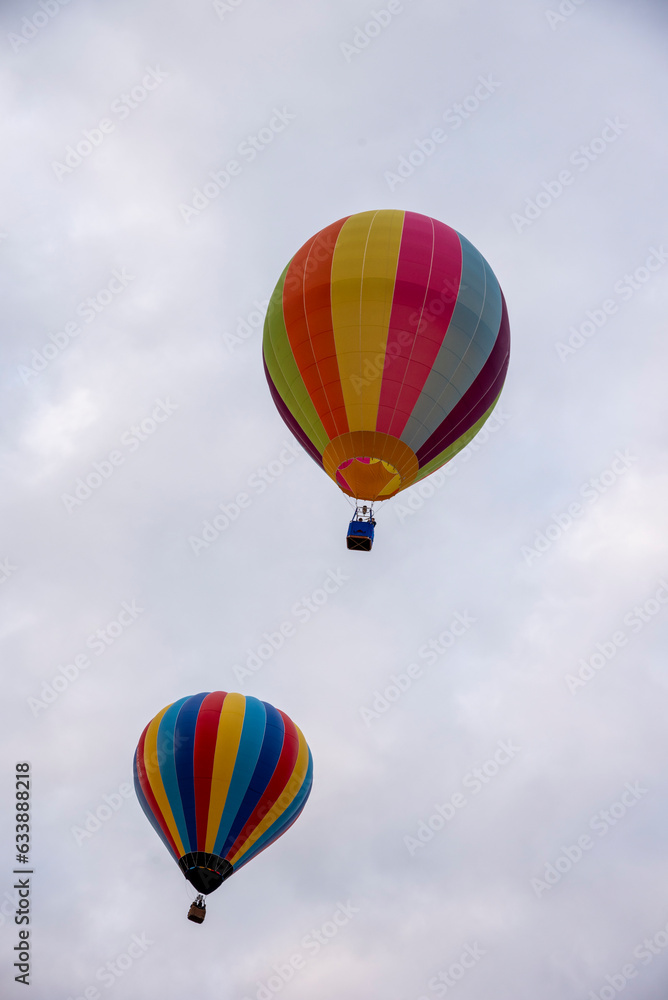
left=143, top=705, right=185, bottom=858
left=204, top=692, right=247, bottom=854
left=228, top=725, right=310, bottom=867
left=331, top=210, right=404, bottom=435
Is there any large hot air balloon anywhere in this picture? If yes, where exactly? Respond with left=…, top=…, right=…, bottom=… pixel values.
left=133, top=691, right=313, bottom=923
left=262, top=209, right=510, bottom=550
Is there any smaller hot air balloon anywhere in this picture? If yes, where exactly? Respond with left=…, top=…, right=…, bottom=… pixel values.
left=133, top=691, right=313, bottom=922
left=262, top=209, right=510, bottom=549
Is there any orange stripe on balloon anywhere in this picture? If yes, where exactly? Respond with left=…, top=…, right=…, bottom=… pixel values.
left=282, top=218, right=350, bottom=440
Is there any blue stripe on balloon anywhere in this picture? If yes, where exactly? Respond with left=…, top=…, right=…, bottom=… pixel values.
left=235, top=748, right=314, bottom=870
left=212, top=696, right=267, bottom=858
left=174, top=692, right=208, bottom=851
left=221, top=702, right=285, bottom=857
left=156, top=696, right=193, bottom=853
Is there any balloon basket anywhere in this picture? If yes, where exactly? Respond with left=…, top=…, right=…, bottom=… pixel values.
left=346, top=507, right=376, bottom=551
left=187, top=895, right=206, bottom=924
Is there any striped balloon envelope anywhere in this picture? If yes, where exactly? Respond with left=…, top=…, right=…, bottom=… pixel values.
left=133, top=692, right=313, bottom=898
left=263, top=209, right=510, bottom=502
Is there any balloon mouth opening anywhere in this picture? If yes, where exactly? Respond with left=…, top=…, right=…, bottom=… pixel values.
left=323, top=432, right=419, bottom=499
left=335, top=456, right=401, bottom=500
left=179, top=853, right=234, bottom=895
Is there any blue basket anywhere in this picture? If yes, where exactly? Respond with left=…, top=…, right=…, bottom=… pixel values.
left=346, top=519, right=374, bottom=551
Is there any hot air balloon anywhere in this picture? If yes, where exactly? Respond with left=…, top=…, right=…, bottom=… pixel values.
left=262, top=209, right=510, bottom=550
left=133, top=691, right=313, bottom=923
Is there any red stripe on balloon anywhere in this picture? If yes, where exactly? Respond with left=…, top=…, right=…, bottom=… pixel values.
left=193, top=691, right=227, bottom=851
left=377, top=214, right=463, bottom=438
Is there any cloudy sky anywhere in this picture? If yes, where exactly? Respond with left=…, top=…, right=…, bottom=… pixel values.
left=2, top=0, right=668, bottom=997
